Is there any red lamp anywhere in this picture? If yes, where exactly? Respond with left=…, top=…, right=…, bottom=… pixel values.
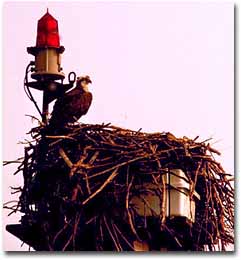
left=27, top=9, right=65, bottom=81
left=36, top=11, right=60, bottom=48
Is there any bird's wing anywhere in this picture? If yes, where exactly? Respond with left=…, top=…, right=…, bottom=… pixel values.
left=49, top=91, right=92, bottom=127
left=49, top=89, right=80, bottom=125
left=76, top=92, right=93, bottom=116
left=59, top=91, right=92, bottom=116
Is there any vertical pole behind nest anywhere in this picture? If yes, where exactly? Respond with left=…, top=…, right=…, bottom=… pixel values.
left=42, top=91, right=49, bottom=124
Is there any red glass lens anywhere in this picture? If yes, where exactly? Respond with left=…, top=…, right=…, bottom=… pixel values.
left=36, top=12, right=60, bottom=48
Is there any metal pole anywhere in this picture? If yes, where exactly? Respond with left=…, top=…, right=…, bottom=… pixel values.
left=42, top=90, right=49, bottom=124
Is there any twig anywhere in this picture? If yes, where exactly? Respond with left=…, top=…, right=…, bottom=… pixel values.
left=103, top=215, right=121, bottom=251
left=59, top=148, right=73, bottom=168
left=126, top=173, right=140, bottom=240
left=113, top=223, right=135, bottom=250
left=46, top=135, right=77, bottom=141
left=82, top=168, right=119, bottom=205
left=88, top=155, right=151, bottom=180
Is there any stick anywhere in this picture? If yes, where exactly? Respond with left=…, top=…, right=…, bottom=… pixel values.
left=126, top=173, right=140, bottom=240
left=113, top=223, right=135, bottom=250
left=59, top=148, right=73, bottom=168
left=82, top=168, right=119, bottom=205
left=46, top=135, right=77, bottom=141
left=103, top=215, right=121, bottom=251
left=88, top=154, right=151, bottom=180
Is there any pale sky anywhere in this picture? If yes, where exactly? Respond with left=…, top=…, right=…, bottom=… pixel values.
left=2, top=1, right=234, bottom=251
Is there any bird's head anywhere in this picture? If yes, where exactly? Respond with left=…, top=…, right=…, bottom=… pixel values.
left=76, top=75, right=92, bottom=92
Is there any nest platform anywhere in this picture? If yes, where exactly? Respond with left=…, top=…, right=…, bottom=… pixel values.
left=4, top=123, right=234, bottom=251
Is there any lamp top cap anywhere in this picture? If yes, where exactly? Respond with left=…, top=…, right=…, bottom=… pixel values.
left=38, top=9, right=57, bottom=23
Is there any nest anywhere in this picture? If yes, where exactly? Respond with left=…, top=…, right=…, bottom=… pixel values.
left=4, top=123, right=234, bottom=251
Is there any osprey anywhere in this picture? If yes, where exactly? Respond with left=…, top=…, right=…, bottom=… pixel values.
left=48, top=75, right=92, bottom=132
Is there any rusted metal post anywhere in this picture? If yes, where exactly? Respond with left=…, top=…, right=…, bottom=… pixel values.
left=42, top=91, right=49, bottom=124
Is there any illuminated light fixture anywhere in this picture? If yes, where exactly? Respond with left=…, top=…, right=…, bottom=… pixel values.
left=27, top=9, right=65, bottom=81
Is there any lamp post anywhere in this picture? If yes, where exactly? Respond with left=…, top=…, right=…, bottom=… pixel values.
left=6, top=10, right=77, bottom=249
left=25, top=9, right=76, bottom=124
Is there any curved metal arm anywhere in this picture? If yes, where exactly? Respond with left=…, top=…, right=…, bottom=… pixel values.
left=68, top=71, right=76, bottom=84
